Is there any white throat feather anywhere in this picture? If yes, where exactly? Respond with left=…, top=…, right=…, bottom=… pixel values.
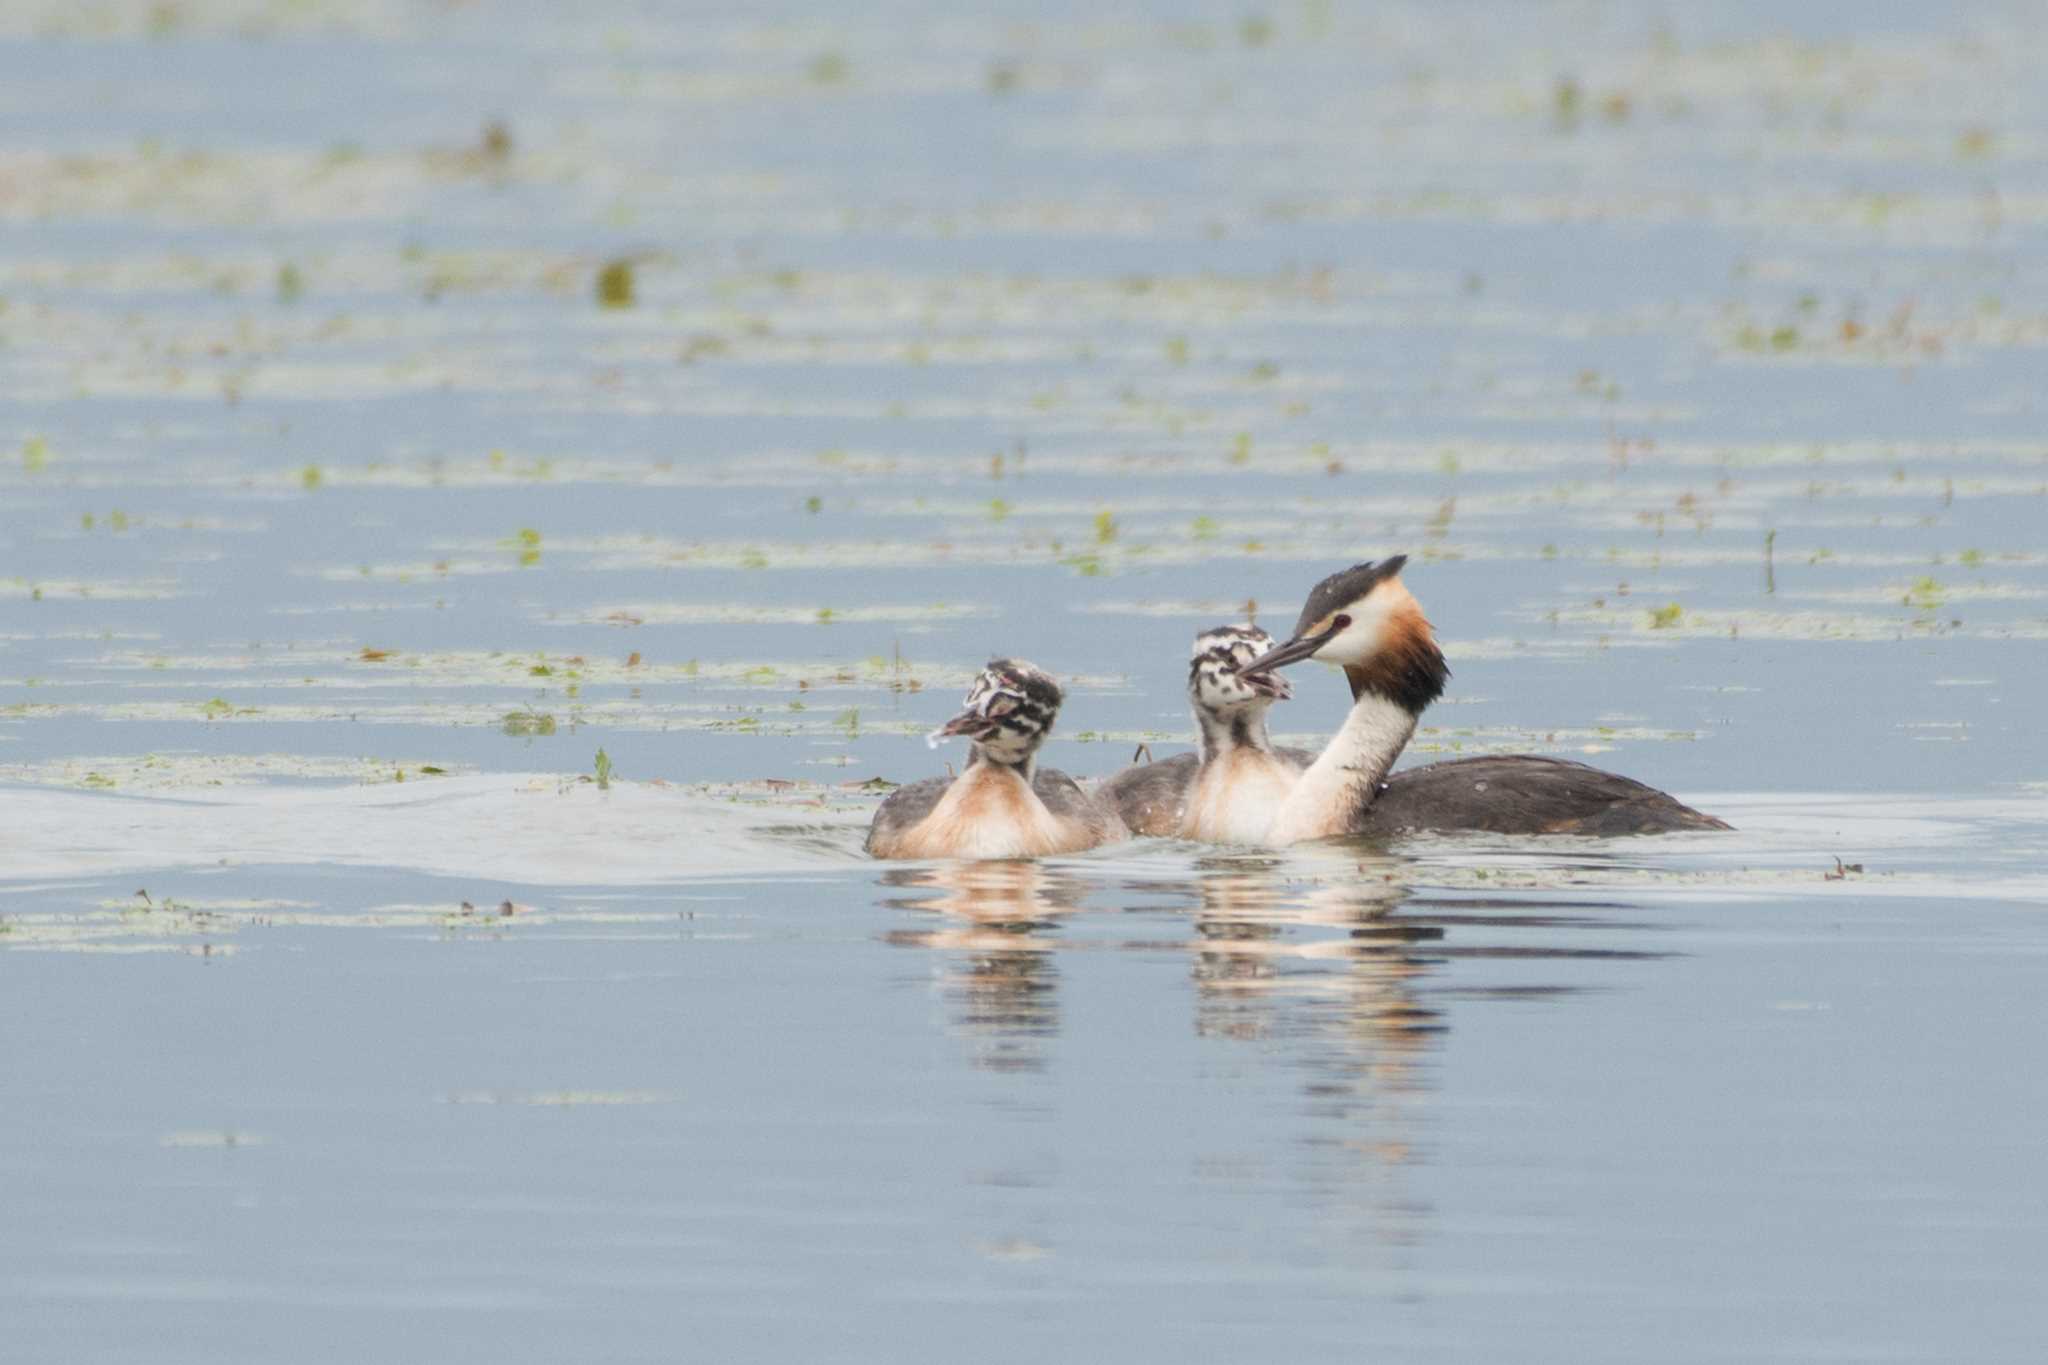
left=1262, top=692, right=1415, bottom=845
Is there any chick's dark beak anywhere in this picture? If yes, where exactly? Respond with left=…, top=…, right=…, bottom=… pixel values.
left=1242, top=668, right=1292, bottom=701
left=934, top=709, right=996, bottom=740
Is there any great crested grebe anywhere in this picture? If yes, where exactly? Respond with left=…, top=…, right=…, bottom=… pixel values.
left=866, top=658, right=1127, bottom=860
left=1098, top=624, right=1316, bottom=840
left=1235, top=556, right=1731, bottom=840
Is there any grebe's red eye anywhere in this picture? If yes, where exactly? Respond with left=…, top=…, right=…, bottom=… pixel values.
left=1332, top=614, right=1351, bottom=630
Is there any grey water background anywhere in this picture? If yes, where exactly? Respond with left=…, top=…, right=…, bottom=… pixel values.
left=4, top=1, right=2047, bottom=1360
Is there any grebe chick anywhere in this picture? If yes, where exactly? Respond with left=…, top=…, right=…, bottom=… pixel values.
left=1236, top=557, right=1731, bottom=840
left=1098, top=624, right=1316, bottom=840
left=866, top=659, right=1127, bottom=860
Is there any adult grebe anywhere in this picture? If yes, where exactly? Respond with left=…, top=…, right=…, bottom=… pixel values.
left=866, top=659, right=1128, bottom=859
left=1235, top=557, right=1731, bottom=840
left=1098, top=624, right=1315, bottom=840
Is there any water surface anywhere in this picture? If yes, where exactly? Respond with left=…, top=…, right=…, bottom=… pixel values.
left=5, top=1, right=2047, bottom=1359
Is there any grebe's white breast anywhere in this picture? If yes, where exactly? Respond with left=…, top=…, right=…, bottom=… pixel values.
left=1179, top=747, right=1303, bottom=845
left=895, top=764, right=1069, bottom=859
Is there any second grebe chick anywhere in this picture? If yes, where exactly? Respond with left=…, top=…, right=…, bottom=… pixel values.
left=1097, top=624, right=1316, bottom=840
left=1237, top=557, right=1731, bottom=840
left=866, top=659, right=1127, bottom=860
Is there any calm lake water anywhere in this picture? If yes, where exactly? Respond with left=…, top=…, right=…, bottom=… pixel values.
left=4, top=1, right=2046, bottom=1360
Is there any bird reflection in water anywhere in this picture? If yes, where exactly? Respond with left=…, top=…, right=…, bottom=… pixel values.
left=879, top=860, right=1086, bottom=1073
left=1189, top=854, right=1442, bottom=1083
left=879, top=852, right=1453, bottom=1111
left=1175, top=850, right=1458, bottom=1273
left=879, top=850, right=1673, bottom=1264
left=1186, top=852, right=1443, bottom=1196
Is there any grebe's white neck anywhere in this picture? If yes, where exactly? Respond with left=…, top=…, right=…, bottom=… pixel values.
left=1226, top=566, right=1449, bottom=845
left=1262, top=688, right=1415, bottom=845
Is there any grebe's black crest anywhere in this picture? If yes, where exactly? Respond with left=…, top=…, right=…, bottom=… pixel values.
left=1290, top=555, right=1408, bottom=639
left=1240, top=552, right=1448, bottom=715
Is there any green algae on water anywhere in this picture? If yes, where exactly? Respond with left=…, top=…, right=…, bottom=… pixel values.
left=596, top=259, right=635, bottom=308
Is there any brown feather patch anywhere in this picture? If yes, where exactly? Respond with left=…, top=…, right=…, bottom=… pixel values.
left=1344, top=604, right=1449, bottom=714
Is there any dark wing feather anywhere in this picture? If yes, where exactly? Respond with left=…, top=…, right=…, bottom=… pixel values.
left=864, top=775, right=953, bottom=855
left=1034, top=766, right=1129, bottom=844
left=1363, top=756, right=1730, bottom=836
left=1093, top=753, right=1200, bottom=837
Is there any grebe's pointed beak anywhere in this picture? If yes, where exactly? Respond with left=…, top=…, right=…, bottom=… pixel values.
left=925, top=708, right=996, bottom=748
left=1235, top=626, right=1337, bottom=678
